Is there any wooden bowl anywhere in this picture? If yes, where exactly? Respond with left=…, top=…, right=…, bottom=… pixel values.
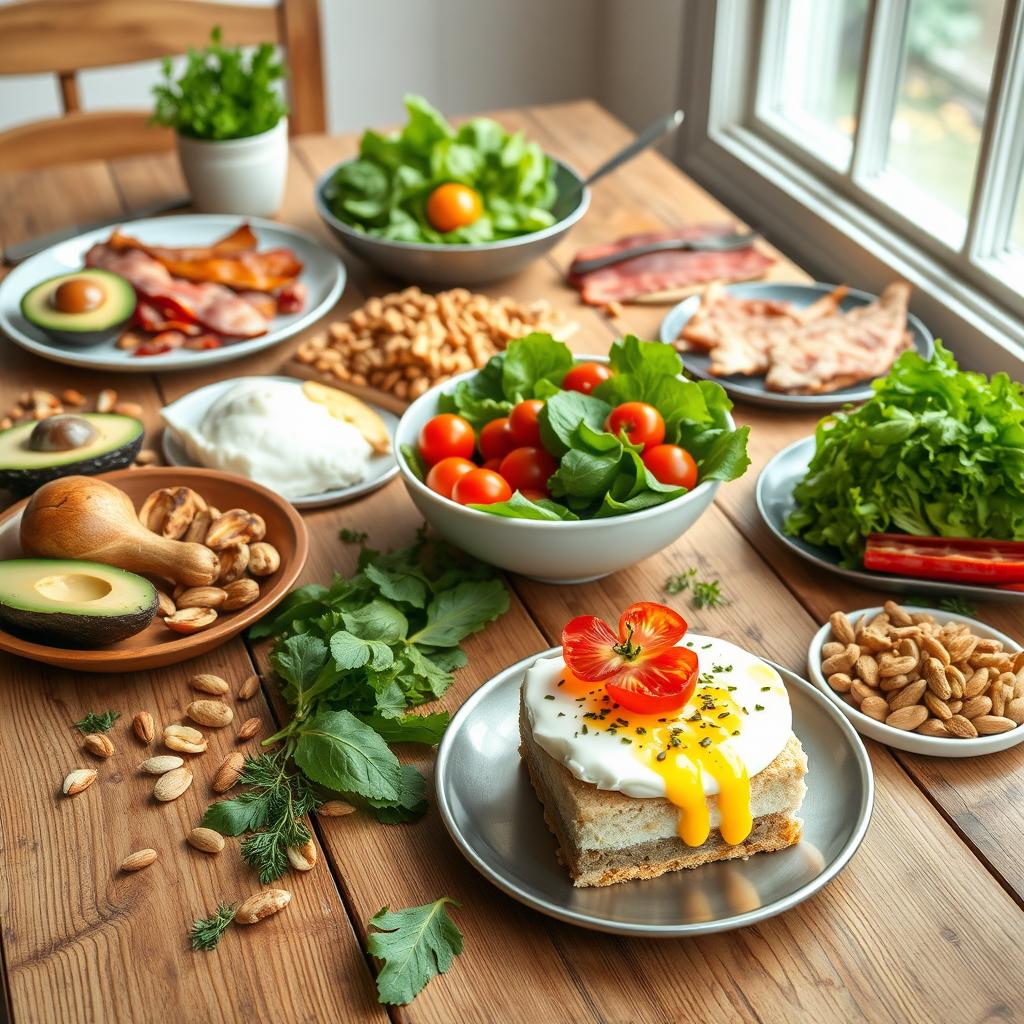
left=0, top=467, right=308, bottom=672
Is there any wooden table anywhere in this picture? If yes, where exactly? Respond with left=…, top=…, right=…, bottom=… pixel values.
left=0, top=101, right=1021, bottom=1024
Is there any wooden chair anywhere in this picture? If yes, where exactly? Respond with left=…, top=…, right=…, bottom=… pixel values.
left=0, top=0, right=325, bottom=172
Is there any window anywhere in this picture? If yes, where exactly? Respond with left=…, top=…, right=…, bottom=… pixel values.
left=679, top=0, right=1024, bottom=365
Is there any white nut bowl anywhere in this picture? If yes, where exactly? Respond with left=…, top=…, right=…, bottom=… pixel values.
left=395, top=361, right=728, bottom=584
left=807, top=606, right=1024, bottom=757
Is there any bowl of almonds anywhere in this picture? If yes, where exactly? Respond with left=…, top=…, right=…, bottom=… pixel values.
left=807, top=600, right=1024, bottom=757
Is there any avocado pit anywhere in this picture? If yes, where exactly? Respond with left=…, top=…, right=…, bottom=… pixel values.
left=28, top=414, right=98, bottom=453
left=52, top=277, right=106, bottom=314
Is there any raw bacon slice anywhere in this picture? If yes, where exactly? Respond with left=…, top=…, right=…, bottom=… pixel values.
left=107, top=226, right=302, bottom=292
left=85, top=244, right=269, bottom=338
left=764, top=282, right=912, bottom=394
left=568, top=225, right=775, bottom=305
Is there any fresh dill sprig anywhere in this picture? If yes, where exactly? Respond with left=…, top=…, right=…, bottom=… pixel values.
left=663, top=568, right=697, bottom=595
left=692, top=579, right=727, bottom=609
left=339, top=527, right=369, bottom=544
left=74, top=710, right=121, bottom=734
left=903, top=594, right=976, bottom=617
left=190, top=903, right=237, bottom=951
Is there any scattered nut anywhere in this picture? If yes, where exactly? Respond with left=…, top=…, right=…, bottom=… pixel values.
left=248, top=542, right=281, bottom=576
left=187, top=699, right=234, bottom=728
left=187, top=827, right=225, bottom=854
left=238, top=674, right=260, bottom=700
left=132, top=711, right=155, bottom=744
left=139, top=755, right=184, bottom=775
left=120, top=849, right=158, bottom=872
left=176, top=586, right=227, bottom=609
left=237, top=717, right=261, bottom=741
left=96, top=388, right=117, bottom=413
left=154, top=766, right=193, bottom=801
left=222, top=578, right=260, bottom=610
left=236, top=888, right=291, bottom=925
left=318, top=800, right=356, bottom=817
left=211, top=751, right=245, bottom=793
left=190, top=673, right=230, bottom=695
left=83, top=732, right=115, bottom=758
left=164, top=607, right=218, bottom=634
left=286, top=838, right=318, bottom=872
left=156, top=591, right=176, bottom=618
left=164, top=724, right=207, bottom=754
left=62, top=768, right=98, bottom=795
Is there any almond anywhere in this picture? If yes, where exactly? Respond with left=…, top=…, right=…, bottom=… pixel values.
left=187, top=827, right=225, bottom=854
left=885, top=705, right=929, bottom=731
left=248, top=542, right=281, bottom=577
left=96, top=388, right=117, bottom=413
left=156, top=591, right=176, bottom=618
left=916, top=717, right=949, bottom=737
left=850, top=680, right=874, bottom=705
left=860, top=628, right=892, bottom=652
left=83, top=732, right=115, bottom=758
left=132, top=711, right=155, bottom=744
left=924, top=657, right=951, bottom=699
left=888, top=680, right=926, bottom=711
left=318, top=800, right=356, bottom=817
left=286, top=838, right=318, bottom=872
left=154, top=766, right=193, bottom=801
left=1005, top=697, right=1024, bottom=725
left=176, top=586, right=227, bottom=609
left=1013, top=649, right=1024, bottom=674
left=883, top=600, right=913, bottom=626
left=897, top=637, right=920, bottom=662
left=184, top=507, right=212, bottom=544
left=216, top=544, right=250, bottom=584
left=139, top=755, right=184, bottom=774
left=190, top=673, right=230, bottom=696
left=963, top=667, right=990, bottom=699
left=960, top=695, right=992, bottom=720
left=860, top=695, right=889, bottom=722
left=945, top=714, right=978, bottom=739
left=205, top=509, right=266, bottom=550
left=878, top=653, right=917, bottom=678
left=164, top=607, right=218, bottom=634
left=186, top=700, right=234, bottom=728
left=827, top=672, right=852, bottom=694
left=879, top=673, right=909, bottom=693
left=948, top=699, right=963, bottom=715
left=236, top=888, right=291, bottom=925
left=238, top=674, right=260, bottom=700
left=120, top=849, right=157, bottom=872
left=222, top=578, right=260, bottom=611
left=973, top=715, right=1016, bottom=736
left=829, top=611, right=855, bottom=645
left=237, top=717, right=261, bottom=741
left=164, top=724, right=207, bottom=754
left=945, top=664, right=966, bottom=700
left=854, top=655, right=879, bottom=688
left=211, top=751, right=245, bottom=793
left=944, top=633, right=977, bottom=663
left=923, top=692, right=952, bottom=721
left=159, top=488, right=206, bottom=540
left=920, top=634, right=950, bottom=666
left=62, top=768, right=97, bottom=795
left=821, top=641, right=845, bottom=660
left=821, top=643, right=859, bottom=676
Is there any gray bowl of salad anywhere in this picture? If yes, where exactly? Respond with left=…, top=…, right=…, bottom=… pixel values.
left=314, top=96, right=590, bottom=286
left=395, top=334, right=751, bottom=583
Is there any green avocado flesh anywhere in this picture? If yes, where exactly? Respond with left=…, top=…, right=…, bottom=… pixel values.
left=0, top=413, right=143, bottom=494
left=0, top=558, right=158, bottom=647
left=20, top=269, right=135, bottom=342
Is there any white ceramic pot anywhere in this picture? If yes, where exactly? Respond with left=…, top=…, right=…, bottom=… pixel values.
left=395, top=361, right=727, bottom=584
left=176, top=118, right=288, bottom=216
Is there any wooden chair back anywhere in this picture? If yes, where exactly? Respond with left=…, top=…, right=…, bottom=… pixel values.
left=0, top=0, right=324, bottom=172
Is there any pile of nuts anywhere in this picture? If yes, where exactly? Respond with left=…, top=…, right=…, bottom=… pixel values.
left=137, top=485, right=281, bottom=634
left=294, top=285, right=573, bottom=402
left=1, top=386, right=159, bottom=466
left=822, top=600, right=1024, bottom=738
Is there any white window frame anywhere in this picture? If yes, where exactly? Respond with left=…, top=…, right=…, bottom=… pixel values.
left=676, top=0, right=1024, bottom=374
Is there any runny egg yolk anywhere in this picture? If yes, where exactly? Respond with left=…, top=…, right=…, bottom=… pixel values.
left=561, top=674, right=752, bottom=847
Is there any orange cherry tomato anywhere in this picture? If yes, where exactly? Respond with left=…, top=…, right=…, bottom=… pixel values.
left=452, top=468, right=513, bottom=506
left=499, top=446, right=557, bottom=495
left=562, top=362, right=612, bottom=395
left=641, top=444, right=698, bottom=489
left=508, top=399, right=545, bottom=448
left=425, top=183, right=484, bottom=233
left=418, top=413, right=475, bottom=465
left=605, top=401, right=665, bottom=452
left=479, top=416, right=516, bottom=461
left=426, top=456, right=476, bottom=499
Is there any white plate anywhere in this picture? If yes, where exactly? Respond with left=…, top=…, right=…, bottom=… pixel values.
left=807, top=606, right=1024, bottom=757
left=0, top=214, right=345, bottom=373
left=160, top=376, right=399, bottom=509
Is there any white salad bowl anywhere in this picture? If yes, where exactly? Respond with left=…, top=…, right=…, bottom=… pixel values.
left=394, top=362, right=727, bottom=584
left=807, top=606, right=1024, bottom=758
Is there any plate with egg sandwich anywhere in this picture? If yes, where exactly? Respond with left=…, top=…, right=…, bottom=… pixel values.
left=436, top=602, right=872, bottom=936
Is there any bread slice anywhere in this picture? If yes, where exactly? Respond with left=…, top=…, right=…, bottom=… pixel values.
left=519, top=698, right=807, bottom=887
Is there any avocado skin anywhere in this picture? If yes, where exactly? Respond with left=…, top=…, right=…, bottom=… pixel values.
left=0, top=430, right=143, bottom=495
left=0, top=593, right=157, bottom=647
left=20, top=269, right=135, bottom=348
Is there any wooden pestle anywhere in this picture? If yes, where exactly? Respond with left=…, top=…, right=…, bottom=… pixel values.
left=20, top=476, right=219, bottom=586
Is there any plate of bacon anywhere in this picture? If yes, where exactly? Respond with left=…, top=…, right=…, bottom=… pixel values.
left=0, top=215, right=345, bottom=372
left=660, top=281, right=933, bottom=409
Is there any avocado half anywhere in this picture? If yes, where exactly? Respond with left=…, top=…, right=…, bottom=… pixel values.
left=0, top=558, right=158, bottom=647
left=20, top=269, right=135, bottom=347
left=0, top=413, right=144, bottom=494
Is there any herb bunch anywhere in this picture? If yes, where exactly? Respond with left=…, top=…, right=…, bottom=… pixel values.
left=151, top=27, right=288, bottom=141
left=201, top=530, right=509, bottom=883
left=74, top=710, right=120, bottom=734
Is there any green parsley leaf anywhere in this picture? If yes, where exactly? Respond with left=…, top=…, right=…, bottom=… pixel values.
left=410, top=579, right=509, bottom=647
left=360, top=764, right=428, bottom=823
left=339, top=527, right=369, bottom=545
left=74, top=710, right=120, bottom=734
left=363, top=561, right=428, bottom=608
left=359, top=711, right=450, bottom=746
left=343, top=600, right=409, bottom=643
left=367, top=897, right=464, bottom=1005
left=270, top=634, right=328, bottom=704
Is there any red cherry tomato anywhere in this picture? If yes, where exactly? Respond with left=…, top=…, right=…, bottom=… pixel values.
left=605, top=402, right=665, bottom=452
left=482, top=457, right=503, bottom=472
left=499, top=447, right=557, bottom=495
left=452, top=468, right=513, bottom=506
left=641, top=444, right=698, bottom=489
left=562, top=362, right=613, bottom=395
left=418, top=413, right=475, bottom=465
left=508, top=400, right=544, bottom=448
left=425, top=183, right=484, bottom=233
left=479, top=416, right=516, bottom=461
left=604, top=651, right=698, bottom=715
left=519, top=489, right=548, bottom=502
left=425, top=456, right=476, bottom=499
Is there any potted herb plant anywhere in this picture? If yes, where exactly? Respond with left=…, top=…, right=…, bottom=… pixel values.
left=152, top=27, right=290, bottom=216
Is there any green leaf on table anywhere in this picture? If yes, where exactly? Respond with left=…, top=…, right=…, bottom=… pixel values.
left=201, top=791, right=272, bottom=836
left=363, top=561, right=429, bottom=609
left=360, top=711, right=450, bottom=746
left=343, top=600, right=409, bottom=643
left=373, top=681, right=408, bottom=720
left=361, top=764, right=429, bottom=823
left=367, top=897, right=464, bottom=1005
left=270, top=634, right=328, bottom=705
left=410, top=579, right=510, bottom=647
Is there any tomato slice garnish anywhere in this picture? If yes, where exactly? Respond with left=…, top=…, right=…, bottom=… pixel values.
left=560, top=601, right=696, bottom=715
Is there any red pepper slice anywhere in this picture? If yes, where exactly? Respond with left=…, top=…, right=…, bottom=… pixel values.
left=864, top=533, right=1024, bottom=585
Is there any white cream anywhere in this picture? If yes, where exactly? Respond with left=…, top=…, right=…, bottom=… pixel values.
left=523, top=634, right=792, bottom=799
left=164, top=379, right=372, bottom=498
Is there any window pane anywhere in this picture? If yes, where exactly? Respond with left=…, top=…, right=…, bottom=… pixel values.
left=761, top=0, right=869, bottom=167
left=880, top=0, right=1002, bottom=236
left=1013, top=181, right=1024, bottom=253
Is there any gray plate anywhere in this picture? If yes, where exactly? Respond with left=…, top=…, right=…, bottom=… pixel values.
left=659, top=282, right=934, bottom=410
left=160, top=376, right=399, bottom=509
left=757, top=436, right=1024, bottom=603
left=435, top=646, right=873, bottom=937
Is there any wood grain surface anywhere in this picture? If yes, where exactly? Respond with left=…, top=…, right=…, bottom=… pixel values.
left=0, top=100, right=1021, bottom=1024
